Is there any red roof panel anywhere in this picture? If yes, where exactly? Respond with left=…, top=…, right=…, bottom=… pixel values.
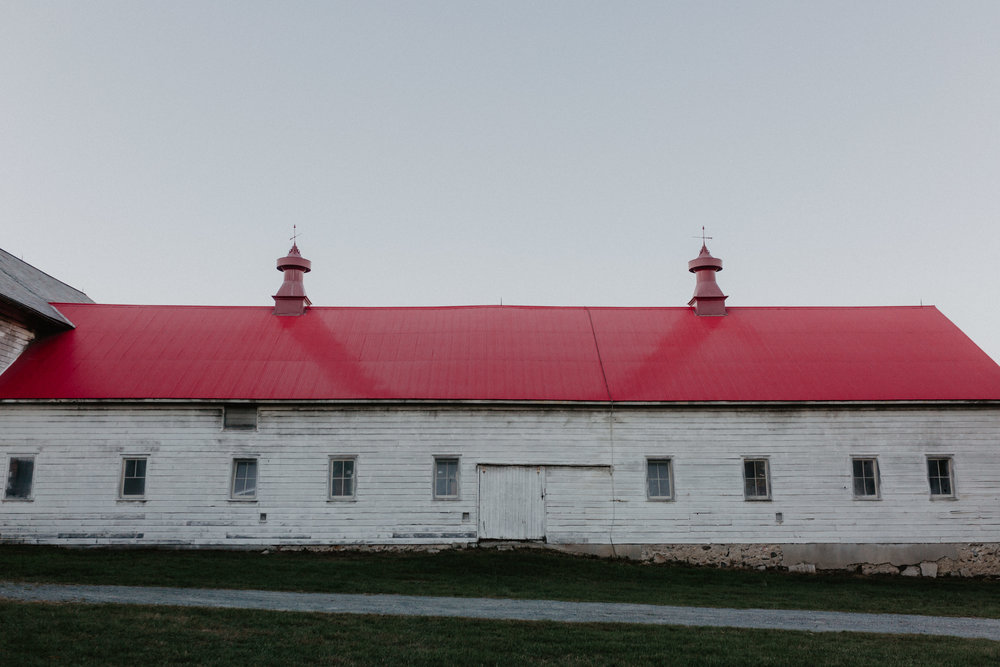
left=1, top=303, right=998, bottom=402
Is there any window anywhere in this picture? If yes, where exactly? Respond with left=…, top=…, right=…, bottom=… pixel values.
left=231, top=459, right=258, bottom=499
left=223, top=406, right=258, bottom=431
left=927, top=457, right=955, bottom=498
left=434, top=458, right=459, bottom=499
left=646, top=459, right=673, bottom=500
left=743, top=458, right=771, bottom=500
left=120, top=458, right=147, bottom=498
left=4, top=457, right=34, bottom=500
left=329, top=457, right=356, bottom=499
left=852, top=457, right=880, bottom=499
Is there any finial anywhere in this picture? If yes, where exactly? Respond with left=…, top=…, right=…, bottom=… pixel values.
left=692, top=226, right=713, bottom=253
left=289, top=225, right=302, bottom=253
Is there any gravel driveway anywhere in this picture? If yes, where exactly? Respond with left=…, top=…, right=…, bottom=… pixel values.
left=3, top=581, right=999, bottom=641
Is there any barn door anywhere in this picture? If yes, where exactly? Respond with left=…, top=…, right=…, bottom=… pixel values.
left=478, top=465, right=545, bottom=540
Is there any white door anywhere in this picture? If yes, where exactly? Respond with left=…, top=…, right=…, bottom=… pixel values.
left=478, top=465, right=545, bottom=540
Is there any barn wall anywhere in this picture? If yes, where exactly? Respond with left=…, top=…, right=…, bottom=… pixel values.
left=1, top=403, right=999, bottom=560
left=0, top=317, right=33, bottom=376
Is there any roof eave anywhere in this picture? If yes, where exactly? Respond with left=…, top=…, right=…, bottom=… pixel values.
left=2, top=398, right=998, bottom=408
left=0, top=294, right=75, bottom=330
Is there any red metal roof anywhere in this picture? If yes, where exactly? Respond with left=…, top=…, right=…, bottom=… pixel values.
left=1, top=303, right=999, bottom=402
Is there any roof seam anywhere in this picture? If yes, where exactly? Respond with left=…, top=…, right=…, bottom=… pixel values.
left=585, top=307, right=613, bottom=402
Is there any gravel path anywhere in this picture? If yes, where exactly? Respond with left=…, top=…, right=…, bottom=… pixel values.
left=2, top=582, right=999, bottom=640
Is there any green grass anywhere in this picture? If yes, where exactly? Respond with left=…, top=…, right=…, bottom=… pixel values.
left=2, top=601, right=998, bottom=666
left=3, top=545, right=1000, bottom=618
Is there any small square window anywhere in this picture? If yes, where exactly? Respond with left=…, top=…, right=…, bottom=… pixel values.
left=223, top=406, right=258, bottom=431
left=231, top=459, right=258, bottom=499
left=329, top=457, right=356, bottom=499
left=927, top=457, right=955, bottom=498
left=5, top=457, right=34, bottom=500
left=743, top=458, right=771, bottom=500
left=852, top=457, right=880, bottom=499
left=120, top=458, right=147, bottom=498
left=434, top=458, right=459, bottom=499
left=646, top=459, right=673, bottom=500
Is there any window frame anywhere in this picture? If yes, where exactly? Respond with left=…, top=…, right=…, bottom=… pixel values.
left=646, top=458, right=675, bottom=501
left=926, top=456, right=956, bottom=499
left=742, top=457, right=771, bottom=501
left=433, top=456, right=460, bottom=500
left=223, top=405, right=258, bottom=432
left=328, top=456, right=357, bottom=501
left=230, top=458, right=259, bottom=501
left=851, top=456, right=881, bottom=500
left=119, top=456, right=148, bottom=500
left=4, top=455, right=35, bottom=501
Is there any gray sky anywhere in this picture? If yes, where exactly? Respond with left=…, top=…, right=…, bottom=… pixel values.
left=3, top=2, right=999, bottom=362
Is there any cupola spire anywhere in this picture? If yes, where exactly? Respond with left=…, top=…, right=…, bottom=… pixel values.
left=687, top=231, right=727, bottom=316
left=272, top=229, right=312, bottom=316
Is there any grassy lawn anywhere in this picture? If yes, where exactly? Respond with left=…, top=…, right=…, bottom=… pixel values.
left=2, top=545, right=1000, bottom=618
left=2, top=601, right=998, bottom=666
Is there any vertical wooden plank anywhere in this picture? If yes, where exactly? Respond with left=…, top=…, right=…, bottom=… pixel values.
left=478, top=465, right=544, bottom=539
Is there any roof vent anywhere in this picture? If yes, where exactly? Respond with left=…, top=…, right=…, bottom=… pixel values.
left=687, top=242, right=727, bottom=316
left=272, top=242, right=312, bottom=316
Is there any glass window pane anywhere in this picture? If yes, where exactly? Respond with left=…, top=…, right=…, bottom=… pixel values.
left=928, top=458, right=953, bottom=496
left=939, top=476, right=951, bottom=495
left=233, top=460, right=257, bottom=497
left=434, top=459, right=458, bottom=497
left=224, top=406, right=257, bottom=430
left=5, top=458, right=34, bottom=499
left=330, top=459, right=356, bottom=497
left=743, top=460, right=769, bottom=498
left=852, top=458, right=877, bottom=497
left=647, top=461, right=671, bottom=498
left=123, top=477, right=145, bottom=496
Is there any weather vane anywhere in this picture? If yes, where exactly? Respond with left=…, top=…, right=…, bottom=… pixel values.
left=290, top=224, right=301, bottom=245
left=693, top=226, right=712, bottom=245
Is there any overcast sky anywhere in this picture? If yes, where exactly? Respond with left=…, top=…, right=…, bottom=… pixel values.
left=2, top=2, right=999, bottom=362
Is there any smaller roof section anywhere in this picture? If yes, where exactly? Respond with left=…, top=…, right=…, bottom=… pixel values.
left=0, top=248, right=94, bottom=329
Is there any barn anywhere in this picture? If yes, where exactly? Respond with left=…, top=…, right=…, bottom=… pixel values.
left=3, top=243, right=1000, bottom=575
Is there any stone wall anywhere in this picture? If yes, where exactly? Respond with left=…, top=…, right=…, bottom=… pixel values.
left=552, top=542, right=1000, bottom=577
left=275, top=541, right=1000, bottom=577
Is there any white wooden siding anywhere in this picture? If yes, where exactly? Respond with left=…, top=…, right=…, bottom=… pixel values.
left=1, top=404, right=998, bottom=547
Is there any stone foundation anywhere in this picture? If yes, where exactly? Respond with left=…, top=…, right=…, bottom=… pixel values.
left=550, top=542, right=1000, bottom=577
left=268, top=541, right=1000, bottom=577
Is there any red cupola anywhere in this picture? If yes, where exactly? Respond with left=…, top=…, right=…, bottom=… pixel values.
left=688, top=242, right=727, bottom=316
left=272, top=242, right=312, bottom=316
